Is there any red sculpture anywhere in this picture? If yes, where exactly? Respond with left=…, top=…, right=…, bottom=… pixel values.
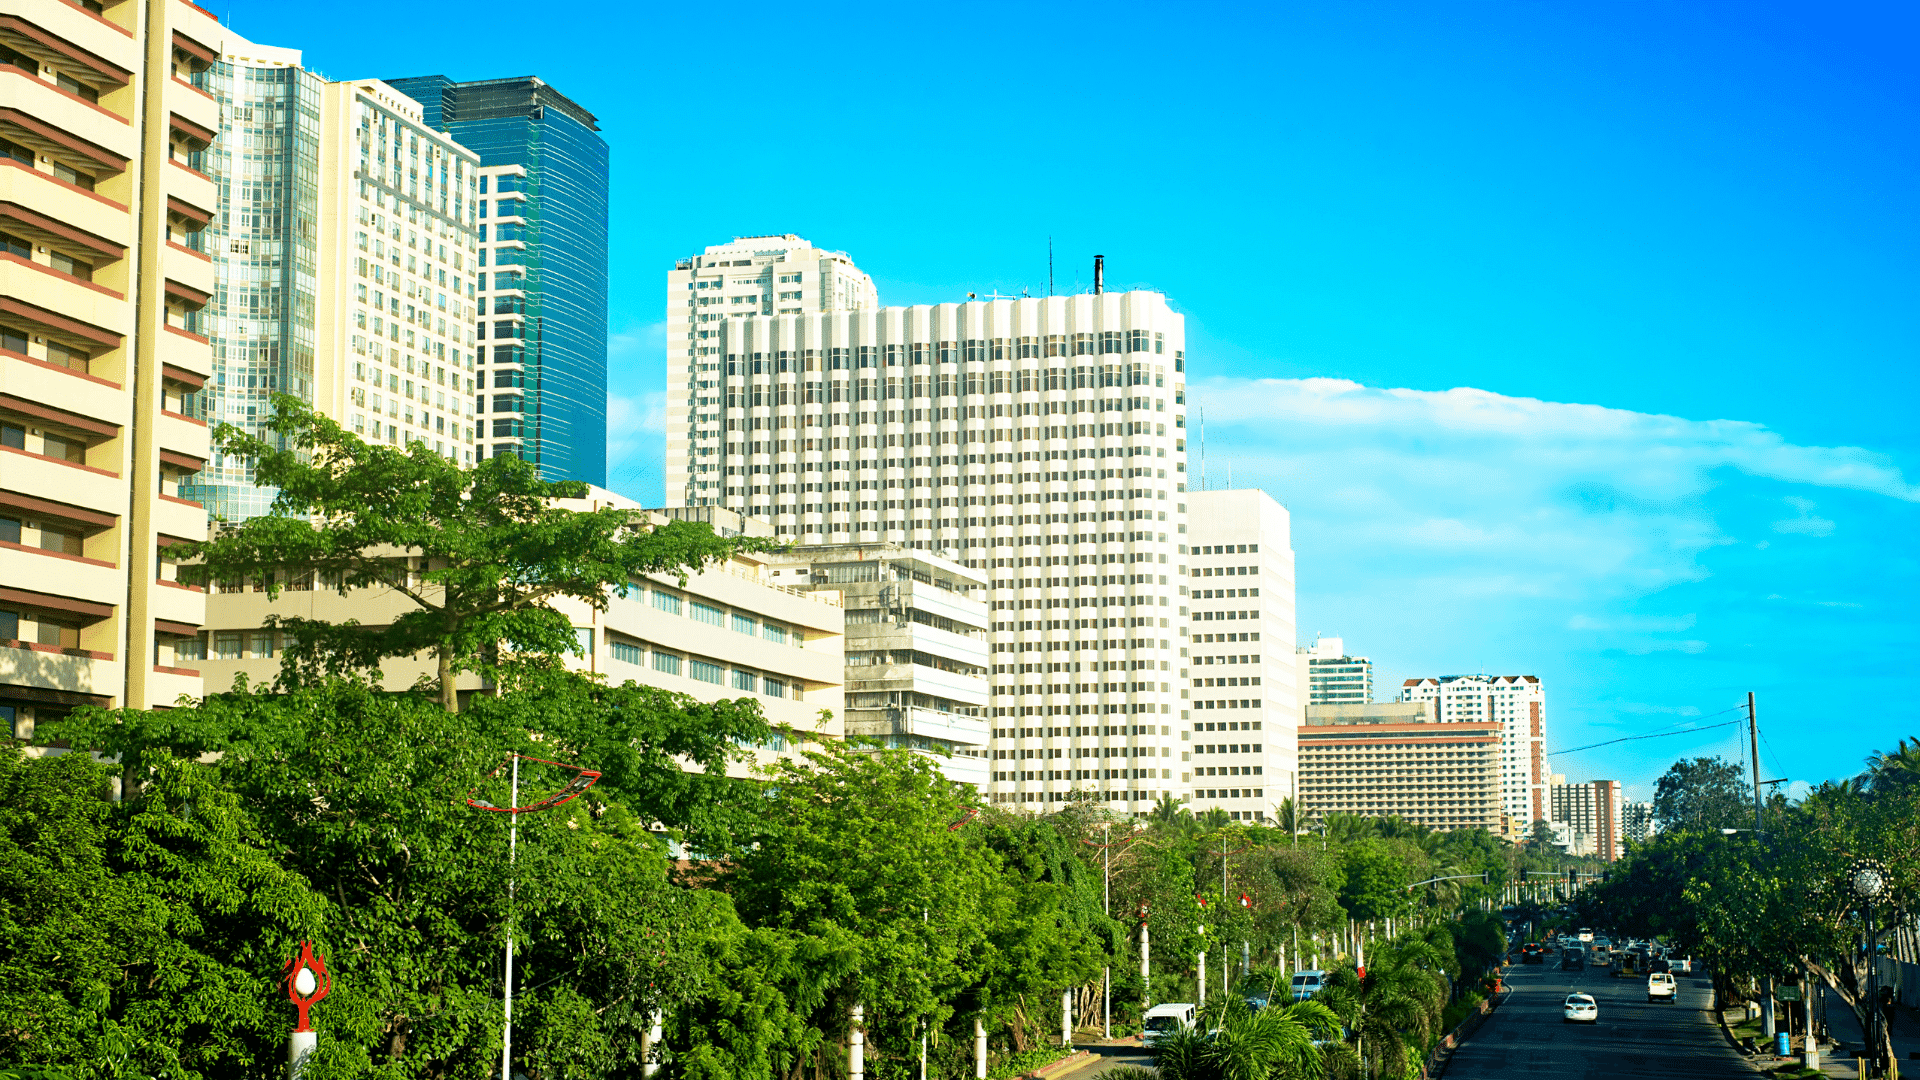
left=282, top=940, right=331, bottom=1033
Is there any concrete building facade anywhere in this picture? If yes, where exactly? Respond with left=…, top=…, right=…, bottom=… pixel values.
left=1400, top=673, right=1547, bottom=828
left=766, top=543, right=989, bottom=787
left=1296, top=636, right=1371, bottom=707
left=1, top=0, right=220, bottom=737
left=1297, top=702, right=1502, bottom=831
left=1184, top=488, right=1297, bottom=821
left=200, top=499, right=846, bottom=776
left=660, top=256, right=1193, bottom=816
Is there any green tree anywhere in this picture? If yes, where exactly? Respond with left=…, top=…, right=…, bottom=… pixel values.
left=1650, top=756, right=1750, bottom=833
left=1337, top=839, right=1410, bottom=924
left=180, top=395, right=768, bottom=710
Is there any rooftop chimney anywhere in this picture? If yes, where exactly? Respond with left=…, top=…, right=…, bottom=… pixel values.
left=1094, top=254, right=1104, bottom=294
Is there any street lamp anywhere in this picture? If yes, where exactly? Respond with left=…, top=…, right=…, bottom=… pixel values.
left=1849, top=858, right=1889, bottom=1078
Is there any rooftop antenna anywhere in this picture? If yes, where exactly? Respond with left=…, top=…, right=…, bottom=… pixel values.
left=1048, top=237, right=1054, bottom=297
left=1094, top=254, right=1104, bottom=295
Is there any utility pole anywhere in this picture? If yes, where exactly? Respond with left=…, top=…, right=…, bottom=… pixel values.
left=1102, top=823, right=1111, bottom=1040
left=1747, top=690, right=1774, bottom=1041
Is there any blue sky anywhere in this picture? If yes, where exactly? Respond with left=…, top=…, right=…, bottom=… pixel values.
left=229, top=0, right=1919, bottom=797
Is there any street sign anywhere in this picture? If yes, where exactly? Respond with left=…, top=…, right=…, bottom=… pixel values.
left=1774, top=988, right=1802, bottom=1002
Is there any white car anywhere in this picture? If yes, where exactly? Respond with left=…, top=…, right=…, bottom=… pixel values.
left=1648, top=973, right=1677, bottom=1002
left=1563, top=993, right=1599, bottom=1023
left=1577, top=928, right=1595, bottom=943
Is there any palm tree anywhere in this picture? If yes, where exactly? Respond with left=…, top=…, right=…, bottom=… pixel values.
left=1150, top=793, right=1196, bottom=832
left=1273, top=797, right=1301, bottom=841
left=1107, top=996, right=1343, bottom=1080
left=1861, top=736, right=1920, bottom=793
left=1313, top=936, right=1450, bottom=1079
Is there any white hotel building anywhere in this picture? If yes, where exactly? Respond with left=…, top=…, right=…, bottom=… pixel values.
left=1400, top=673, right=1547, bottom=831
left=665, top=241, right=1193, bottom=812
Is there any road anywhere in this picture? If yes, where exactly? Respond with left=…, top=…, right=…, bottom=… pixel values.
left=1445, top=955, right=1755, bottom=1079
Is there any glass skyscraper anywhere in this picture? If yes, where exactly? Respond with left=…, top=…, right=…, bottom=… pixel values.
left=183, top=44, right=323, bottom=520
left=386, top=75, right=609, bottom=486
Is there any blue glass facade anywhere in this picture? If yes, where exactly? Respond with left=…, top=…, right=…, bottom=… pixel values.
left=386, top=75, right=608, bottom=486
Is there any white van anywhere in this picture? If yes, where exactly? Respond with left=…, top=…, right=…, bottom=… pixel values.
left=1142, top=1003, right=1197, bottom=1045
left=1290, top=970, right=1328, bottom=1001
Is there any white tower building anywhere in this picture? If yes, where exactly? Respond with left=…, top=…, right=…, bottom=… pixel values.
left=1295, top=637, right=1373, bottom=706
left=1400, top=673, right=1547, bottom=831
left=661, top=247, right=1191, bottom=814
left=665, top=236, right=877, bottom=509
left=1185, top=489, right=1297, bottom=822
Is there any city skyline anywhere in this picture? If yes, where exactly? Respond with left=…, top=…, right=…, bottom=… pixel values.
left=114, top=1, right=1920, bottom=797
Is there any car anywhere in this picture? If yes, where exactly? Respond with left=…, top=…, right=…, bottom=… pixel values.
left=1521, top=943, right=1544, bottom=964
left=1289, top=970, right=1327, bottom=1002
left=1669, top=956, right=1694, bottom=974
left=1648, top=958, right=1670, bottom=974
left=1143, top=1003, right=1197, bottom=1045
left=1561, top=948, right=1586, bottom=971
left=1648, top=972, right=1677, bottom=1002
left=1577, top=928, right=1595, bottom=943
left=1563, top=993, right=1599, bottom=1023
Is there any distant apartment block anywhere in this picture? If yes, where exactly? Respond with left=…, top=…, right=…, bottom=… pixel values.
left=1401, top=673, right=1546, bottom=828
left=1621, top=799, right=1654, bottom=846
left=389, top=75, right=609, bottom=486
left=1550, top=778, right=1624, bottom=861
left=1185, top=488, right=1297, bottom=822
left=766, top=544, right=990, bottom=787
left=2, top=0, right=220, bottom=736
left=1297, top=702, right=1501, bottom=832
left=201, top=499, right=845, bottom=776
left=1296, top=636, right=1371, bottom=706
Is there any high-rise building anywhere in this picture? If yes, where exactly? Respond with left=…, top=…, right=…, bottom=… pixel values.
left=1185, top=489, right=1297, bottom=821
left=765, top=543, right=990, bottom=787
left=661, top=250, right=1191, bottom=814
left=178, top=33, right=481, bottom=521
left=1621, top=799, right=1655, bottom=846
left=1297, top=702, right=1502, bottom=831
left=1401, top=673, right=1547, bottom=828
left=313, top=78, right=481, bottom=461
left=386, top=75, right=609, bottom=486
left=177, top=36, right=320, bottom=521
left=1, top=0, right=221, bottom=735
left=1295, top=636, right=1371, bottom=706
left=1549, top=778, right=1623, bottom=861
left=665, top=235, right=877, bottom=509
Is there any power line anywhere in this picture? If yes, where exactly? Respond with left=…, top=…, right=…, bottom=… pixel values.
left=1547, top=706, right=1748, bottom=757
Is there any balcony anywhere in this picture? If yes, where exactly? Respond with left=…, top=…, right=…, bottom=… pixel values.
left=153, top=491, right=206, bottom=541
left=0, top=543, right=118, bottom=607
left=156, top=313, right=211, bottom=378
left=19, top=5, right=139, bottom=86
left=162, top=234, right=212, bottom=301
left=0, top=348, right=128, bottom=427
left=0, top=159, right=129, bottom=250
left=144, top=664, right=202, bottom=708
left=0, top=640, right=119, bottom=701
left=0, top=449, right=123, bottom=522
left=0, top=257, right=128, bottom=339
left=0, top=68, right=135, bottom=166
left=163, top=157, right=215, bottom=226
left=163, top=72, right=218, bottom=140
left=150, top=577, right=204, bottom=627
left=895, top=705, right=990, bottom=748
left=853, top=661, right=988, bottom=706
left=156, top=407, right=208, bottom=462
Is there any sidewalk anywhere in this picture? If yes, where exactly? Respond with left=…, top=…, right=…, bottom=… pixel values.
left=1812, top=985, right=1920, bottom=1077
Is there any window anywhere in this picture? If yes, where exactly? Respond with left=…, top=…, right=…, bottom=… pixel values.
left=761, top=622, right=789, bottom=645
left=732, top=613, right=756, bottom=635
left=611, top=640, right=641, bottom=664
left=731, top=669, right=758, bottom=692
left=250, top=632, right=275, bottom=658
left=652, top=651, right=681, bottom=675
left=762, top=678, right=787, bottom=699
left=0, top=608, right=15, bottom=640
left=215, top=632, right=242, bottom=660
left=652, top=590, right=682, bottom=615
left=689, top=659, right=724, bottom=684
left=691, top=601, right=725, bottom=627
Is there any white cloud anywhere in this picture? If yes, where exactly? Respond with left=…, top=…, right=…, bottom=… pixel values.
left=1772, top=495, right=1837, bottom=537
left=606, top=321, right=667, bottom=503
left=1192, top=377, right=1918, bottom=613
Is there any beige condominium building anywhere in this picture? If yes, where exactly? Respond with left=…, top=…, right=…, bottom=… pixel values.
left=1, top=0, right=220, bottom=740
left=1297, top=702, right=1502, bottom=832
left=764, top=543, right=990, bottom=788
left=1183, top=488, right=1297, bottom=822
left=200, top=499, right=845, bottom=775
left=1549, top=776, right=1624, bottom=861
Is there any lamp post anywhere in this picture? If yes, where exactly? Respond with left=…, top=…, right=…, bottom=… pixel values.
left=281, top=940, right=330, bottom=1080
left=1850, top=859, right=1888, bottom=1078
left=466, top=754, right=601, bottom=1080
